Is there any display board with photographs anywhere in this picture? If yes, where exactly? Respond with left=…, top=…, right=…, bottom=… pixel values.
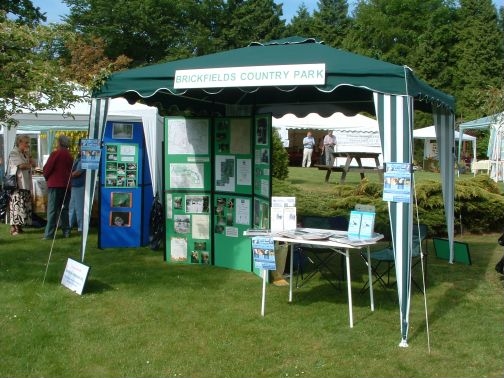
left=164, top=117, right=212, bottom=264
left=163, top=115, right=272, bottom=273
left=99, top=120, right=149, bottom=249
left=166, top=191, right=211, bottom=264
left=213, top=194, right=253, bottom=271
left=214, top=117, right=253, bottom=195
left=253, top=115, right=272, bottom=199
left=105, top=143, right=139, bottom=188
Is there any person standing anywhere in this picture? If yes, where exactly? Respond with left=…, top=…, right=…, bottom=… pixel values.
left=43, top=135, right=73, bottom=239
left=68, top=140, right=85, bottom=233
left=301, top=131, right=316, bottom=167
left=7, top=135, right=36, bottom=235
left=323, top=130, right=337, bottom=166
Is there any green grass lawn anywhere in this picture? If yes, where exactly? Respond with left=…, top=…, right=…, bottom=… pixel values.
left=1, top=221, right=503, bottom=377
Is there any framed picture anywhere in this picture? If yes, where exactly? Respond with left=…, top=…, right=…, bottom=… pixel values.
left=111, top=192, right=132, bottom=208
left=110, top=211, right=131, bottom=227
left=112, top=123, right=133, bottom=139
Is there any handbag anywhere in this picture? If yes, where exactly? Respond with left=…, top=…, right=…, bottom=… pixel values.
left=3, top=171, right=18, bottom=190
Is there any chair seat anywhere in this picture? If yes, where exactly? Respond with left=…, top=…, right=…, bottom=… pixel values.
left=369, top=247, right=394, bottom=261
left=360, top=224, right=429, bottom=294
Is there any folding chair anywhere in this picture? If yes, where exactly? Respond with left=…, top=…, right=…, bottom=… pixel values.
left=361, top=224, right=428, bottom=293
left=295, top=215, right=349, bottom=290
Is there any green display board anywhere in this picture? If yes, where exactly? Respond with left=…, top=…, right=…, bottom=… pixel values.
left=213, top=117, right=255, bottom=271
left=213, top=194, right=253, bottom=271
left=163, top=115, right=272, bottom=272
left=164, top=117, right=212, bottom=263
left=253, top=114, right=271, bottom=199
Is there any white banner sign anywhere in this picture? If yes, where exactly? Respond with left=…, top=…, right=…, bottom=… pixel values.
left=174, top=64, right=326, bottom=89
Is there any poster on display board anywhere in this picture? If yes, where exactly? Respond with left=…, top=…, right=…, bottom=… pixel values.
left=81, top=139, right=101, bottom=170
left=104, top=143, right=139, bottom=188
left=383, top=162, right=412, bottom=203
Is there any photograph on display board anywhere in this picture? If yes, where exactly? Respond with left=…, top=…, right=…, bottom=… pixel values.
left=111, top=192, right=132, bottom=208
left=215, top=119, right=230, bottom=153
left=174, top=215, right=190, bottom=234
left=215, top=197, right=226, bottom=233
left=185, top=195, right=210, bottom=213
left=112, top=123, right=133, bottom=139
left=194, top=241, right=207, bottom=251
left=256, top=117, right=268, bottom=145
left=110, top=211, right=131, bottom=227
left=201, top=251, right=210, bottom=264
left=173, top=196, right=183, bottom=209
left=191, top=251, right=200, bottom=263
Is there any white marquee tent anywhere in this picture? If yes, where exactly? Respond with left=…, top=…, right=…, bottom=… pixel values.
left=0, top=97, right=163, bottom=197
left=458, top=112, right=504, bottom=181
left=273, top=112, right=381, bottom=166
left=413, top=125, right=477, bottom=162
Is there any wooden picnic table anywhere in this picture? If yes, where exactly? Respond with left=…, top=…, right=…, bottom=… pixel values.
left=315, top=152, right=383, bottom=184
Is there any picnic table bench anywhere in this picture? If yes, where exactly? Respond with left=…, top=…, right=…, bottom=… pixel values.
left=315, top=152, right=383, bottom=184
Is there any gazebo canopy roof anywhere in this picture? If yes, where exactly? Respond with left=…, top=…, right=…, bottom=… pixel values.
left=94, top=37, right=454, bottom=117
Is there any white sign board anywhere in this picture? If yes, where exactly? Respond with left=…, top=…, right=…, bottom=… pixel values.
left=61, top=258, right=90, bottom=295
left=174, top=64, right=326, bottom=89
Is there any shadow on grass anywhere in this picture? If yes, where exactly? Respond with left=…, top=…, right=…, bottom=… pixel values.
left=83, top=279, right=114, bottom=294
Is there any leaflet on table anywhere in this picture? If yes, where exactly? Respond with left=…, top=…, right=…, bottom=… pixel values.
left=359, top=211, right=375, bottom=237
left=329, top=233, right=384, bottom=246
left=275, top=228, right=334, bottom=240
left=348, top=211, right=362, bottom=235
left=244, top=229, right=271, bottom=236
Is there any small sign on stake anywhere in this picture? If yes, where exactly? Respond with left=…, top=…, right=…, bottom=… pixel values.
left=61, top=258, right=90, bottom=295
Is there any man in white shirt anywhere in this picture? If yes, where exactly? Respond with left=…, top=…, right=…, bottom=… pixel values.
left=302, top=131, right=316, bottom=167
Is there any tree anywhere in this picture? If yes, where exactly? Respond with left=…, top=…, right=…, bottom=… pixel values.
left=311, top=0, right=351, bottom=47
left=0, top=14, right=81, bottom=128
left=343, top=0, right=450, bottom=65
left=221, top=0, right=286, bottom=49
left=63, top=0, right=207, bottom=65
left=271, top=128, right=289, bottom=180
left=284, top=3, right=315, bottom=38
left=61, top=34, right=132, bottom=90
left=1, top=0, right=46, bottom=25
left=452, top=0, right=504, bottom=120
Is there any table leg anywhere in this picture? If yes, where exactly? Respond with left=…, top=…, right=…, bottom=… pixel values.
left=356, top=157, right=365, bottom=180
left=261, top=269, right=267, bottom=316
left=345, top=249, right=353, bottom=328
left=367, top=246, right=374, bottom=312
left=325, top=168, right=331, bottom=183
left=340, top=155, right=352, bottom=184
left=289, top=243, right=294, bottom=302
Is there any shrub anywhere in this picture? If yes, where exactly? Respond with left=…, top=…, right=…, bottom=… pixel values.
left=271, top=128, right=289, bottom=180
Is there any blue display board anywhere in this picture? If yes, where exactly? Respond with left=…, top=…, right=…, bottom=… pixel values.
left=99, top=121, right=153, bottom=248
